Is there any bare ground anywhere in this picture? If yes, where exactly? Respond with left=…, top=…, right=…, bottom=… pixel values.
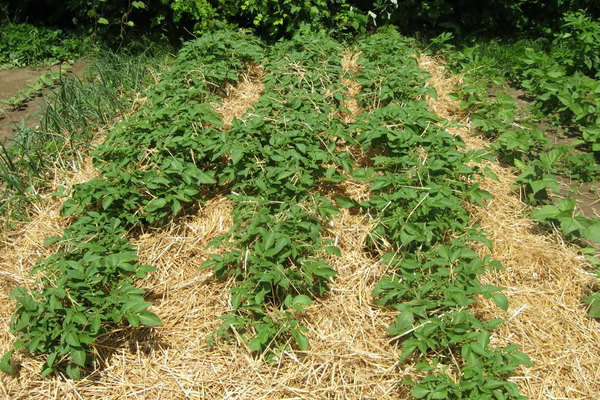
left=0, top=62, right=87, bottom=143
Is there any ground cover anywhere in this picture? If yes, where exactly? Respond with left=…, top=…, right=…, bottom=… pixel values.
left=0, top=27, right=598, bottom=400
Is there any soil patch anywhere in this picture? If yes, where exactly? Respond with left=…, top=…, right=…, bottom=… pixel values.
left=0, top=61, right=87, bottom=143
left=489, top=82, right=600, bottom=227
left=557, top=176, right=600, bottom=221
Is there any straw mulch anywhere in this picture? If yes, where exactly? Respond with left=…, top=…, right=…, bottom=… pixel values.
left=212, top=63, right=264, bottom=129
left=340, top=50, right=363, bottom=124
left=419, top=54, right=600, bottom=400
left=0, top=61, right=418, bottom=399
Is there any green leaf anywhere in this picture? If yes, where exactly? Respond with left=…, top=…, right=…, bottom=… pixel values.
left=61, top=199, right=79, bottom=216
left=171, top=199, right=181, bottom=215
left=292, top=294, right=312, bottom=307
left=529, top=179, right=549, bottom=195
left=291, top=329, right=309, bottom=351
left=98, top=17, right=109, bottom=25
left=492, top=292, right=509, bottom=311
left=530, top=205, right=559, bottom=221
left=65, top=331, right=81, bottom=347
left=72, top=313, right=87, bottom=325
left=495, top=92, right=516, bottom=107
left=582, top=219, right=600, bottom=243
left=231, top=290, right=244, bottom=309
left=70, top=348, right=87, bottom=367
left=513, top=159, right=526, bottom=171
left=512, top=350, right=532, bottom=366
left=289, top=294, right=312, bottom=311
left=230, top=147, right=244, bottom=164
left=90, top=316, right=102, bottom=334
left=146, top=198, right=167, bottom=212
left=46, top=352, right=58, bottom=368
left=387, top=310, right=414, bottom=335
left=102, top=195, right=114, bottom=210
left=583, top=293, right=600, bottom=318
left=139, top=311, right=162, bottom=327
left=0, top=350, right=15, bottom=375
left=560, top=217, right=584, bottom=237
left=312, top=265, right=337, bottom=280
left=586, top=300, right=600, bottom=319
left=126, top=314, right=140, bottom=327
left=247, top=336, right=264, bottom=352
left=430, top=389, right=448, bottom=399
left=49, top=295, right=63, bottom=311
left=410, top=385, right=430, bottom=399
left=190, top=169, right=217, bottom=184
left=66, top=363, right=81, bottom=380
left=325, top=246, right=341, bottom=257
left=335, top=196, right=357, bottom=209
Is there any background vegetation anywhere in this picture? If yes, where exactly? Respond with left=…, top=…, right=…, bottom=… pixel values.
left=2, top=0, right=599, bottom=40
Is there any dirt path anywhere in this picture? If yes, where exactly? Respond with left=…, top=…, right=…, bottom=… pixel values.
left=0, top=61, right=87, bottom=143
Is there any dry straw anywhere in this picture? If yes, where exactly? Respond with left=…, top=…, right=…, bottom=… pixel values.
left=340, top=50, right=363, bottom=124
left=212, top=63, right=264, bottom=129
left=419, top=54, right=600, bottom=399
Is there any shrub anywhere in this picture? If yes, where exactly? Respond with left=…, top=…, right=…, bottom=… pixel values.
left=553, top=10, right=600, bottom=77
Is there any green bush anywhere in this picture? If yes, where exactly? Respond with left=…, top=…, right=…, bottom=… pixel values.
left=2, top=0, right=365, bottom=39
left=215, top=0, right=365, bottom=37
left=0, top=23, right=89, bottom=69
left=3, top=1, right=600, bottom=44
left=552, top=10, right=600, bottom=77
left=358, top=0, right=600, bottom=35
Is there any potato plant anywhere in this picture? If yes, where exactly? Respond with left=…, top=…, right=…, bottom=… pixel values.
left=351, top=32, right=530, bottom=399
left=2, top=30, right=265, bottom=379
left=2, top=30, right=530, bottom=400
